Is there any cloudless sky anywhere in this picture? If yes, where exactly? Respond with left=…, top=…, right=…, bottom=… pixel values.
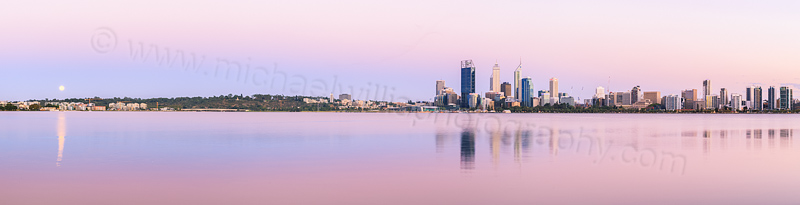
left=2, top=0, right=800, bottom=102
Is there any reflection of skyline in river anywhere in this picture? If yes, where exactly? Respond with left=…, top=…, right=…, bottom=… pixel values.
left=460, top=130, right=475, bottom=170
left=57, top=112, right=66, bottom=167
left=446, top=126, right=795, bottom=170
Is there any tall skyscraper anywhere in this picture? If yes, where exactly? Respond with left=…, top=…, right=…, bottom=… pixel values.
left=753, top=86, right=763, bottom=110
left=631, top=86, right=642, bottom=104
left=720, top=88, right=728, bottom=108
left=746, top=86, right=753, bottom=108
left=768, top=86, right=777, bottom=110
left=549, top=78, right=559, bottom=104
left=521, top=77, right=533, bottom=107
left=780, top=87, right=793, bottom=110
left=514, top=60, right=522, bottom=99
left=460, top=60, right=475, bottom=108
left=703, top=80, right=712, bottom=97
left=436, top=80, right=445, bottom=96
left=500, top=82, right=512, bottom=97
left=490, top=62, right=500, bottom=93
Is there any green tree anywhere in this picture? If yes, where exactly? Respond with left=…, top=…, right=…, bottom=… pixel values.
left=28, top=104, right=41, bottom=111
left=4, top=104, right=18, bottom=111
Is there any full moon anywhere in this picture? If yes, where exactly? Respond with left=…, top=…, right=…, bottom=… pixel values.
left=59, top=86, right=65, bottom=91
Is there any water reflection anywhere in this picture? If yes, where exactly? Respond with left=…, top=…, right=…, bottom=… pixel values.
left=490, top=130, right=501, bottom=168
left=448, top=125, right=795, bottom=170
left=56, top=112, right=66, bottom=167
left=460, top=129, right=475, bottom=170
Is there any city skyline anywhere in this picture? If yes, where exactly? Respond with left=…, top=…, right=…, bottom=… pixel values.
left=4, top=1, right=800, bottom=102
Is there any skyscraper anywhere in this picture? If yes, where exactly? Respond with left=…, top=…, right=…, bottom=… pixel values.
left=768, top=86, right=777, bottom=110
left=514, top=60, right=522, bottom=99
left=460, top=60, right=475, bottom=108
left=521, top=77, right=533, bottom=107
left=549, top=78, right=559, bottom=104
left=664, top=95, right=683, bottom=111
left=436, top=80, right=445, bottom=96
left=732, top=94, right=742, bottom=111
left=703, top=80, right=712, bottom=97
left=746, top=86, right=753, bottom=108
left=753, top=86, right=763, bottom=110
left=490, top=62, right=500, bottom=93
left=682, top=89, right=698, bottom=109
left=631, top=86, right=642, bottom=104
left=720, top=88, right=728, bottom=108
left=500, top=82, right=512, bottom=97
left=780, top=87, right=793, bottom=110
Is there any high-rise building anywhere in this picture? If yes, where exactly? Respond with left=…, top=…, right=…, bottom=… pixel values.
left=664, top=95, right=683, bottom=111
left=720, top=88, right=728, bottom=108
left=780, top=87, right=793, bottom=110
left=514, top=60, right=522, bottom=99
left=768, top=86, right=777, bottom=110
left=731, top=94, right=742, bottom=111
left=490, top=62, right=500, bottom=93
left=631, top=86, right=642, bottom=104
left=436, top=80, right=445, bottom=96
left=753, top=86, right=763, bottom=110
left=549, top=78, right=559, bottom=104
left=460, top=60, right=475, bottom=108
left=606, top=92, right=617, bottom=106
left=468, top=93, right=480, bottom=109
left=746, top=86, right=753, bottom=108
left=595, top=86, right=605, bottom=99
left=500, top=82, right=512, bottom=97
left=682, top=89, right=698, bottom=109
left=703, top=80, right=712, bottom=97
left=615, top=92, right=632, bottom=106
left=521, top=77, right=534, bottom=107
left=705, top=95, right=719, bottom=110
left=643, top=91, right=660, bottom=106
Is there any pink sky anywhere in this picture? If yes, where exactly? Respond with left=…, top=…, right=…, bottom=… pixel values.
left=1, top=0, right=799, bottom=101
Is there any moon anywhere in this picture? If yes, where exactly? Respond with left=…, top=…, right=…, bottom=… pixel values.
left=59, top=86, right=65, bottom=91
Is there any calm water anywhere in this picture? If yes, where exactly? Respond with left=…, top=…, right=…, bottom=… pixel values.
left=1, top=112, right=799, bottom=204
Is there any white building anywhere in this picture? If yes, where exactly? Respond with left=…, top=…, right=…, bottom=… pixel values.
left=490, top=62, right=501, bottom=93
left=594, top=86, right=605, bottom=99
left=731, top=94, right=742, bottom=111
left=664, top=95, right=683, bottom=111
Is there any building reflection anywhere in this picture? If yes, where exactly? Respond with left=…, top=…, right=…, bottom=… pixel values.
left=780, top=129, right=793, bottom=149
left=57, top=112, right=66, bottom=167
left=435, top=131, right=448, bottom=153
left=445, top=126, right=795, bottom=171
left=514, top=129, right=521, bottom=164
left=460, top=129, right=475, bottom=170
left=490, top=130, right=501, bottom=168
left=550, top=126, right=559, bottom=156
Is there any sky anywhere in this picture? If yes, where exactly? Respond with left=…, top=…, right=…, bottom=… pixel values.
left=2, top=0, right=800, bottom=102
